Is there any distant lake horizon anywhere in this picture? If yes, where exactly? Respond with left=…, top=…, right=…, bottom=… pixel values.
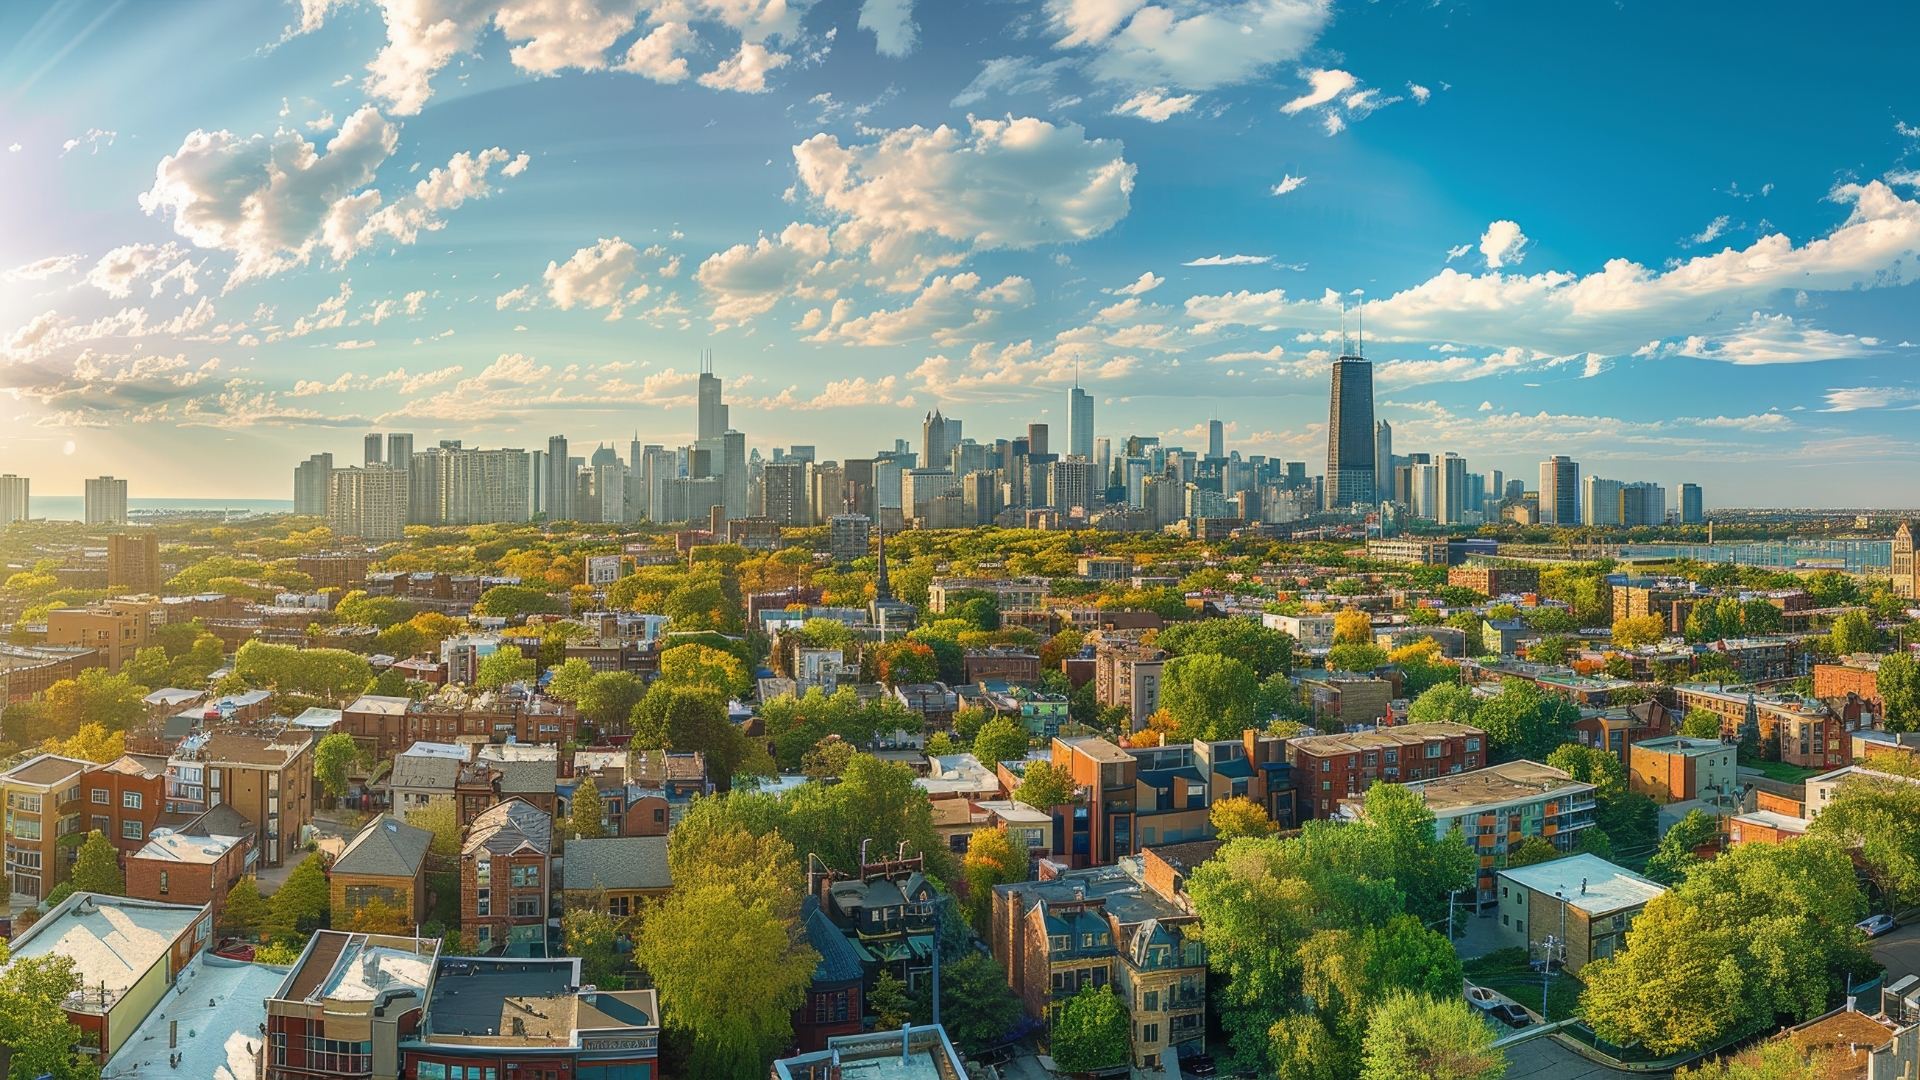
left=27, top=496, right=296, bottom=521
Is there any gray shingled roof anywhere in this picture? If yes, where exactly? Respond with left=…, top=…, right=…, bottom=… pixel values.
left=495, top=758, right=558, bottom=795
left=562, top=836, right=669, bottom=892
left=390, top=754, right=461, bottom=791
left=333, top=814, right=433, bottom=879
left=463, top=798, right=552, bottom=858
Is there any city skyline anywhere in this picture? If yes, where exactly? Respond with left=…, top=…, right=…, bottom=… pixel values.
left=4, top=1, right=1920, bottom=504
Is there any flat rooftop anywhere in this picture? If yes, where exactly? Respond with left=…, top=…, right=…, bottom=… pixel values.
left=1497, top=853, right=1665, bottom=917
left=103, top=953, right=281, bottom=1078
left=1633, top=736, right=1731, bottom=758
left=9, top=894, right=205, bottom=1008
left=427, top=958, right=580, bottom=1039
left=1289, top=722, right=1481, bottom=756
left=1405, top=760, right=1590, bottom=813
left=1057, top=735, right=1130, bottom=763
left=273, top=931, right=438, bottom=1006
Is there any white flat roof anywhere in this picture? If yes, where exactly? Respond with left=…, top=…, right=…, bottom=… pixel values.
left=102, top=953, right=281, bottom=1079
left=399, top=741, right=470, bottom=759
left=1735, top=809, right=1810, bottom=833
left=1496, top=853, right=1665, bottom=917
left=8, top=894, right=206, bottom=1002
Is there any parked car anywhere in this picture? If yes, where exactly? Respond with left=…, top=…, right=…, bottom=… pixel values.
left=1487, top=1004, right=1533, bottom=1028
left=1859, top=914, right=1898, bottom=938
left=1184, top=1055, right=1217, bottom=1077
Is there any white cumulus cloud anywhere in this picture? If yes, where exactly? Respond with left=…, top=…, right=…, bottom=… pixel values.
left=1049, top=0, right=1333, bottom=92
left=5, top=254, right=85, bottom=283
left=698, top=42, right=790, bottom=93
left=695, top=223, right=832, bottom=321
left=1479, top=220, right=1528, bottom=268
left=859, top=0, right=917, bottom=57
left=1112, top=89, right=1199, bottom=122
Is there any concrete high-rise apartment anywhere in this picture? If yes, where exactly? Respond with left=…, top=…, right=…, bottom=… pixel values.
left=1048, top=458, right=1099, bottom=512
left=546, top=435, right=571, bottom=520
left=842, top=458, right=877, bottom=519
left=108, top=530, right=162, bottom=593
left=0, top=474, right=28, bottom=525
left=406, top=447, right=533, bottom=525
left=1620, top=482, right=1665, bottom=527
left=1680, top=484, right=1704, bottom=525
left=1582, top=476, right=1624, bottom=527
left=387, top=433, right=414, bottom=469
left=363, top=433, right=383, bottom=466
left=328, top=466, right=409, bottom=540
left=642, top=448, right=678, bottom=522
left=830, top=514, right=871, bottom=564
left=722, top=430, right=748, bottom=518
left=1374, top=421, right=1393, bottom=505
left=1538, top=456, right=1580, bottom=526
left=1207, top=419, right=1224, bottom=460
left=809, top=462, right=845, bottom=523
left=1069, top=384, right=1095, bottom=460
left=962, top=471, right=999, bottom=525
left=293, top=454, right=333, bottom=516
left=1410, top=462, right=1440, bottom=521
left=1094, top=438, right=1112, bottom=488
left=85, top=476, right=128, bottom=525
left=761, top=461, right=809, bottom=526
left=1326, top=356, right=1376, bottom=508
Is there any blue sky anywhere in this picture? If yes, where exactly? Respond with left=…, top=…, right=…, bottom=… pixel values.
left=3, top=0, right=1919, bottom=505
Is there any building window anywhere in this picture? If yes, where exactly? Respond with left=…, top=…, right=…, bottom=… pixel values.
left=1142, top=1024, right=1159, bottom=1043
left=653, top=808, right=665, bottom=823
left=91, top=815, right=109, bottom=833
left=477, top=889, right=490, bottom=916
left=1143, top=990, right=1159, bottom=1011
left=511, top=896, right=540, bottom=917
left=123, top=791, right=143, bottom=810
left=608, top=895, right=631, bottom=917
left=510, top=865, right=538, bottom=887
left=1426, top=743, right=1442, bottom=758
left=160, top=870, right=169, bottom=894
left=121, top=820, right=143, bottom=841
left=91, top=789, right=109, bottom=805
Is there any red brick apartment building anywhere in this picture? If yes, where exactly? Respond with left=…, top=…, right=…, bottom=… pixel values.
left=1286, top=722, right=1487, bottom=819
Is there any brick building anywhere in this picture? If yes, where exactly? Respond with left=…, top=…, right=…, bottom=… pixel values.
left=1627, top=736, right=1739, bottom=806
left=125, top=828, right=248, bottom=918
left=963, top=647, right=1043, bottom=685
left=1093, top=639, right=1165, bottom=731
left=1447, top=566, right=1539, bottom=597
left=45, top=597, right=164, bottom=674
left=1814, top=657, right=1883, bottom=709
left=164, top=724, right=315, bottom=867
left=460, top=797, right=552, bottom=955
left=1287, top=722, right=1486, bottom=820
left=1, top=753, right=90, bottom=899
left=329, top=814, right=433, bottom=926
left=81, top=753, right=181, bottom=862
left=1672, top=686, right=1848, bottom=770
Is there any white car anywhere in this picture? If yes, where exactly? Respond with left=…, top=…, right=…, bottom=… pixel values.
left=1859, top=914, right=1898, bottom=938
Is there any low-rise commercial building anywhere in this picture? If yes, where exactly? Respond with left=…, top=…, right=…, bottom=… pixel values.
left=5, top=892, right=212, bottom=1058
left=1494, top=854, right=1665, bottom=974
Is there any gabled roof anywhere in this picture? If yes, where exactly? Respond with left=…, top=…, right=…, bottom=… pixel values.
left=463, top=797, right=552, bottom=858
left=494, top=757, right=558, bottom=794
left=3, top=753, right=89, bottom=787
left=802, top=896, right=864, bottom=984
left=180, top=802, right=255, bottom=842
left=389, top=754, right=461, bottom=791
left=561, top=836, right=669, bottom=892
left=333, top=814, right=433, bottom=879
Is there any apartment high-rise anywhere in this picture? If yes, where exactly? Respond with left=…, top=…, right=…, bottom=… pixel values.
left=809, top=462, right=845, bottom=524
left=1620, top=482, right=1665, bottom=527
left=1374, top=421, right=1393, bottom=505
left=962, top=471, right=999, bottom=525
left=546, top=435, right=571, bottom=520
left=293, top=453, right=333, bottom=516
left=363, top=433, right=383, bottom=466
left=1410, top=462, right=1440, bottom=521
left=1326, top=356, right=1376, bottom=508
left=0, top=474, right=28, bottom=526
left=1094, top=438, right=1113, bottom=488
left=762, top=461, right=809, bottom=526
left=387, top=433, right=414, bottom=469
left=108, top=530, right=161, bottom=593
left=85, top=476, right=128, bottom=525
left=1027, top=423, right=1049, bottom=459
left=830, top=514, right=871, bottom=565
left=722, top=430, right=748, bottom=518
left=1206, top=419, right=1223, bottom=461
left=1065, top=384, right=1095, bottom=461
left=328, top=466, right=410, bottom=540
left=1582, top=476, right=1624, bottom=527
left=842, top=458, right=877, bottom=519
left=1680, top=483, right=1704, bottom=525
left=1538, top=456, right=1580, bottom=526
left=1048, top=458, right=1099, bottom=512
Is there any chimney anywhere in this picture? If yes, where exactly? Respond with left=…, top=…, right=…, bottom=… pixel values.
left=1580, top=877, right=1587, bottom=895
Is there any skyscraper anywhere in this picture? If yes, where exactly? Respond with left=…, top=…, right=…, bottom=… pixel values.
left=698, top=364, right=728, bottom=442
left=1027, top=423, right=1049, bottom=459
left=1680, top=483, right=1704, bottom=525
left=546, top=435, right=571, bottom=520
left=1438, top=453, right=1469, bottom=524
left=922, top=409, right=960, bottom=468
left=364, top=433, right=383, bottom=466
left=1206, top=419, right=1224, bottom=460
left=722, top=430, right=748, bottom=518
left=1620, top=482, right=1665, bottom=527
left=1582, top=476, right=1623, bottom=527
left=761, top=461, right=809, bottom=526
left=85, top=476, right=128, bottom=525
left=386, top=433, right=414, bottom=470
left=0, top=474, right=28, bottom=526
left=293, top=454, right=334, bottom=516
left=1094, top=438, right=1112, bottom=487
left=328, top=466, right=409, bottom=540
left=1374, top=421, right=1393, bottom=505
left=1069, top=385, right=1094, bottom=460
left=1539, top=456, right=1580, bottom=525
left=1326, top=355, right=1376, bottom=508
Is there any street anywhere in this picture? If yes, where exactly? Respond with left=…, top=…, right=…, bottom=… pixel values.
left=1873, top=920, right=1920, bottom=991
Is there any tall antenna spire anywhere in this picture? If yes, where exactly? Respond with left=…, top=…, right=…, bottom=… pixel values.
left=1357, top=301, right=1364, bottom=358
left=1339, top=303, right=1348, bottom=357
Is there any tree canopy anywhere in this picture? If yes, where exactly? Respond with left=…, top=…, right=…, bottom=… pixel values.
left=1157, top=617, right=1294, bottom=678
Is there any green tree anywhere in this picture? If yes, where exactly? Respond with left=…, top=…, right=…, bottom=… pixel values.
left=270, top=854, right=331, bottom=933
left=234, top=641, right=372, bottom=702
left=1582, top=836, right=1872, bottom=1056
left=1504, top=835, right=1562, bottom=868
left=220, top=876, right=272, bottom=935
left=907, top=953, right=1024, bottom=1054
left=0, top=940, right=96, bottom=1080
left=1544, top=743, right=1626, bottom=800
left=962, top=826, right=1028, bottom=934
left=1611, top=615, right=1669, bottom=649
left=44, top=668, right=148, bottom=735
left=1359, top=991, right=1506, bottom=1080
left=1643, top=810, right=1721, bottom=886
left=1675, top=1040, right=1835, bottom=1079
left=1408, top=683, right=1479, bottom=726
left=634, top=882, right=818, bottom=1080
left=1014, top=759, right=1077, bottom=810
left=1159, top=652, right=1260, bottom=740
left=1739, top=600, right=1784, bottom=636
left=1327, top=643, right=1389, bottom=673
left=1050, top=985, right=1131, bottom=1073
left=570, top=775, right=608, bottom=839
left=869, top=970, right=911, bottom=1031
left=658, top=643, right=752, bottom=699
left=546, top=658, right=598, bottom=701
left=1445, top=611, right=1486, bottom=656
left=1809, top=771, right=1920, bottom=909
left=972, top=716, right=1031, bottom=766
left=70, top=831, right=125, bottom=895
left=365, top=668, right=410, bottom=697
left=405, top=801, right=463, bottom=859
left=632, top=684, right=747, bottom=789
left=475, top=648, right=536, bottom=688
left=1211, top=795, right=1276, bottom=839
left=1333, top=609, right=1374, bottom=645
left=1157, top=617, right=1294, bottom=678
left=313, top=732, right=359, bottom=800
left=1830, top=610, right=1880, bottom=656
left=578, top=671, right=645, bottom=732
left=563, top=906, right=625, bottom=988
left=781, top=754, right=951, bottom=880
left=1878, top=652, right=1920, bottom=734
left=1524, top=606, right=1579, bottom=635
left=1528, top=635, right=1572, bottom=665
left=1473, top=679, right=1577, bottom=763
left=800, top=737, right=857, bottom=779
left=1680, top=708, right=1724, bottom=739
left=876, top=641, right=939, bottom=686
left=474, top=584, right=564, bottom=618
